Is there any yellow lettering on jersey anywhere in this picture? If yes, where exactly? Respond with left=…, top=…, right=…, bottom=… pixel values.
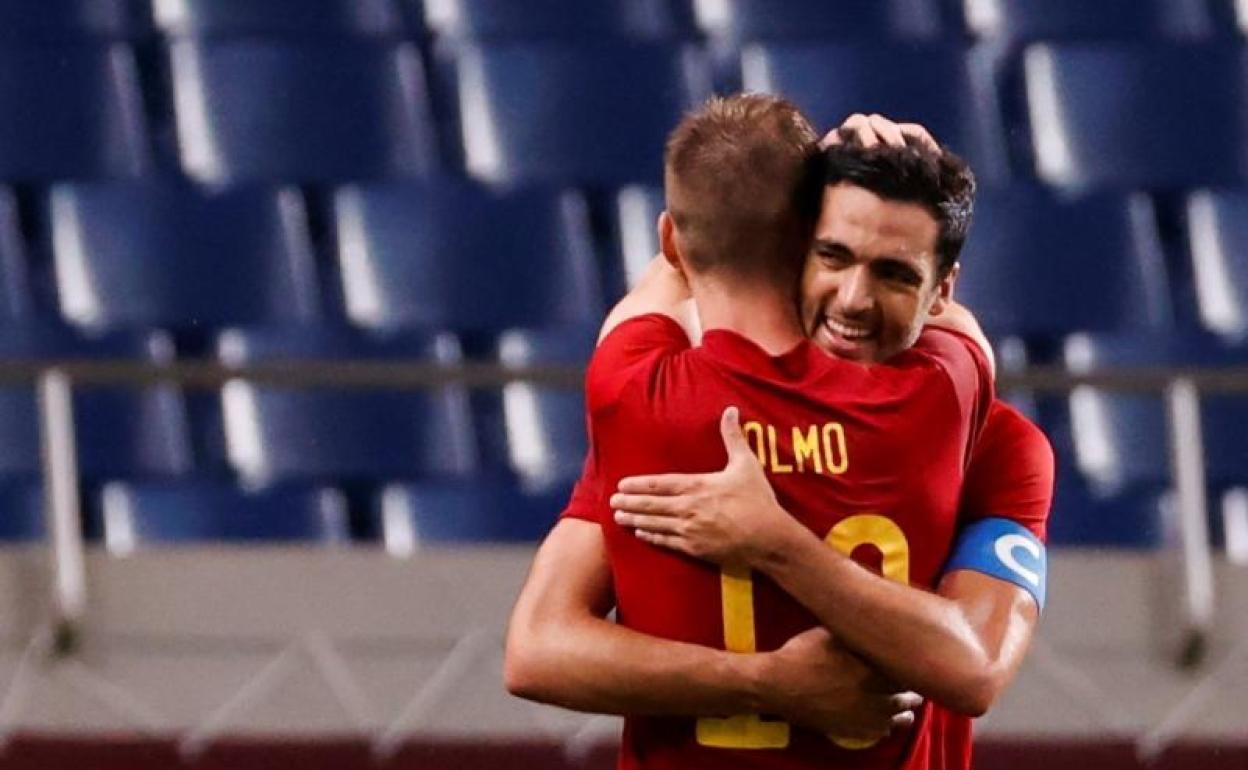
left=792, top=424, right=823, bottom=474
left=766, top=425, right=794, bottom=474
left=743, top=421, right=766, bottom=466
left=822, top=422, right=849, bottom=475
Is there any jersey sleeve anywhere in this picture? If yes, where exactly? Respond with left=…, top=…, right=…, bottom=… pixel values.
left=559, top=450, right=608, bottom=525
left=959, top=401, right=1055, bottom=542
left=586, top=314, right=692, bottom=413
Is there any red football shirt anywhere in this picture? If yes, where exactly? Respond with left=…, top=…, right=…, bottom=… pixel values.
left=576, top=314, right=993, bottom=770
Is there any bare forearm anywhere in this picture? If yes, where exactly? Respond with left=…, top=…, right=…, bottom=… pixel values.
left=760, top=525, right=996, bottom=715
left=506, top=613, right=761, bottom=717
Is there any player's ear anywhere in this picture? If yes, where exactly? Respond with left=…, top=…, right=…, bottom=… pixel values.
left=927, top=262, right=959, bottom=317
left=658, top=211, right=684, bottom=274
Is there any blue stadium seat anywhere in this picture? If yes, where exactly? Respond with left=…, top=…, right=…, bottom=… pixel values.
left=0, top=0, right=144, bottom=40
left=1023, top=45, right=1248, bottom=188
left=963, top=0, right=1212, bottom=43
left=49, top=182, right=320, bottom=333
left=0, top=188, right=33, bottom=321
left=955, top=187, right=1171, bottom=339
left=332, top=181, right=600, bottom=333
left=0, top=44, right=149, bottom=180
left=169, top=40, right=435, bottom=184
left=1048, top=468, right=1168, bottom=547
left=218, top=327, right=476, bottom=485
left=99, top=481, right=349, bottom=549
left=154, top=0, right=402, bottom=37
left=694, top=0, right=943, bottom=42
left=422, top=0, right=682, bottom=40
left=613, top=185, right=665, bottom=291
left=375, top=479, right=568, bottom=546
left=0, top=326, right=191, bottom=480
left=491, top=326, right=595, bottom=485
left=0, top=481, right=44, bottom=542
left=1186, top=190, right=1248, bottom=339
left=443, top=41, right=712, bottom=185
left=741, top=43, right=1008, bottom=181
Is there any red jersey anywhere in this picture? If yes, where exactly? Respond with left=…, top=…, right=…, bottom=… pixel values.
left=922, top=400, right=1055, bottom=770
left=575, top=314, right=992, bottom=770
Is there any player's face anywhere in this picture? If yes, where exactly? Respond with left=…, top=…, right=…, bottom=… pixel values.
left=800, top=183, right=954, bottom=363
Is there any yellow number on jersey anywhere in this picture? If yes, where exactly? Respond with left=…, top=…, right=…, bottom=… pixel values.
left=695, top=514, right=911, bottom=751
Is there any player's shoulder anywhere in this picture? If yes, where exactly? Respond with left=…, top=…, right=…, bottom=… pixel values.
left=586, top=313, right=694, bottom=412
left=981, top=401, right=1054, bottom=467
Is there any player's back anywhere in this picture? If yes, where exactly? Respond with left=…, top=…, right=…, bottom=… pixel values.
left=585, top=315, right=992, bottom=770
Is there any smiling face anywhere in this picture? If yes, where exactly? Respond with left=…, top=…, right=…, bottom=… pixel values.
left=801, top=182, right=957, bottom=363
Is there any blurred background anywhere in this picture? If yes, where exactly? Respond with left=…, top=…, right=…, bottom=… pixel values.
left=0, top=0, right=1245, bottom=768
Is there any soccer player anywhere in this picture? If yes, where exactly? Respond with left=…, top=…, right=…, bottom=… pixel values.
left=506, top=97, right=1023, bottom=768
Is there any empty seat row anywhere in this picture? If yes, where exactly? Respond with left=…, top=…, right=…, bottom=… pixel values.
left=6, top=38, right=1248, bottom=187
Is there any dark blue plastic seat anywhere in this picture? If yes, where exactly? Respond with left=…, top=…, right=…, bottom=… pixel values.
left=0, top=0, right=144, bottom=40
left=0, top=481, right=45, bottom=542
left=0, top=44, right=149, bottom=180
left=169, top=40, right=435, bottom=184
left=955, top=187, right=1171, bottom=340
left=1047, top=468, right=1168, bottom=547
left=0, top=327, right=191, bottom=480
left=1023, top=45, right=1248, bottom=188
left=443, top=41, right=711, bottom=185
left=0, top=188, right=33, bottom=321
left=964, top=0, right=1212, bottom=43
left=1186, top=190, right=1248, bottom=339
left=694, top=0, right=943, bottom=41
left=154, top=0, right=402, bottom=37
left=612, top=185, right=664, bottom=292
left=422, top=0, right=682, bottom=40
left=741, top=43, right=1008, bottom=181
left=49, top=182, right=320, bottom=333
left=376, top=478, right=569, bottom=546
left=218, top=327, right=476, bottom=485
left=332, top=181, right=600, bottom=333
left=99, top=481, right=349, bottom=549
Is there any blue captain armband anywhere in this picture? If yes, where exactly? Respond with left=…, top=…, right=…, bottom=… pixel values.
left=945, top=518, right=1047, bottom=611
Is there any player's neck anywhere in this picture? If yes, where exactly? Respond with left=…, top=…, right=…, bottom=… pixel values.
left=690, top=280, right=804, bottom=356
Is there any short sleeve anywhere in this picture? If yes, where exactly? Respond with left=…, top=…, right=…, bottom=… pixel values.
left=559, top=451, right=608, bottom=525
left=586, top=314, right=691, bottom=413
left=960, top=401, right=1055, bottom=542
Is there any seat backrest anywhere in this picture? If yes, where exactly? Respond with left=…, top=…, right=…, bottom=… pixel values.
left=956, top=186, right=1171, bottom=339
left=1024, top=44, right=1247, bottom=188
left=170, top=40, right=435, bottom=184
left=445, top=41, right=712, bottom=185
left=423, top=0, right=681, bottom=40
left=50, top=182, right=320, bottom=332
left=333, top=181, right=600, bottom=332
left=100, top=481, right=349, bottom=550
left=963, top=0, right=1212, bottom=43
left=1187, top=189, right=1248, bottom=339
left=741, top=43, right=1009, bottom=182
left=0, top=43, right=149, bottom=180
left=219, top=327, right=477, bottom=485
left=1047, top=469, right=1168, bottom=547
left=694, top=0, right=944, bottom=42
left=0, top=481, right=44, bottom=542
left=376, top=478, right=564, bottom=548
left=0, top=0, right=143, bottom=40
left=154, top=0, right=402, bottom=37
left=0, top=187, right=33, bottom=321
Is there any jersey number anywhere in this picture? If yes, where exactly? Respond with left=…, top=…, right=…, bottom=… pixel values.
left=695, top=514, right=911, bottom=751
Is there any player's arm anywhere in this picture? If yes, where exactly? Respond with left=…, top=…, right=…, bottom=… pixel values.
left=598, top=249, right=698, bottom=344
left=611, top=409, right=1042, bottom=717
left=925, top=299, right=995, bottom=378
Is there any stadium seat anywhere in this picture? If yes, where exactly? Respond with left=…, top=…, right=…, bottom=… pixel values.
left=0, top=188, right=33, bottom=321
left=1186, top=189, right=1248, bottom=339
left=693, top=0, right=943, bottom=42
left=422, top=0, right=683, bottom=40
left=154, top=0, right=402, bottom=37
left=169, top=40, right=435, bottom=184
left=955, top=186, right=1171, bottom=339
left=0, top=0, right=144, bottom=40
left=0, top=326, right=191, bottom=480
left=375, top=479, right=568, bottom=548
left=0, top=481, right=44, bottom=542
left=1047, top=468, right=1168, bottom=547
left=489, top=326, right=594, bottom=485
left=49, top=182, right=320, bottom=333
left=740, top=43, right=1009, bottom=181
left=0, top=44, right=149, bottom=180
left=99, top=481, right=349, bottom=550
left=332, top=181, right=601, bottom=333
left=963, top=0, right=1212, bottom=43
left=218, top=327, right=477, bottom=486
left=443, top=41, right=712, bottom=185
left=613, top=185, right=664, bottom=291
left=1023, top=45, right=1248, bottom=188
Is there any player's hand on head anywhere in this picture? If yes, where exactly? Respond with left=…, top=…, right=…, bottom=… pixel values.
left=822, top=113, right=940, bottom=153
left=611, top=406, right=798, bottom=569
left=759, top=627, right=920, bottom=741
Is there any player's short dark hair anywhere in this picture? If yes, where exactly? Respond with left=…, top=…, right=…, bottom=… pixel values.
left=664, top=94, right=822, bottom=286
left=822, top=135, right=976, bottom=277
